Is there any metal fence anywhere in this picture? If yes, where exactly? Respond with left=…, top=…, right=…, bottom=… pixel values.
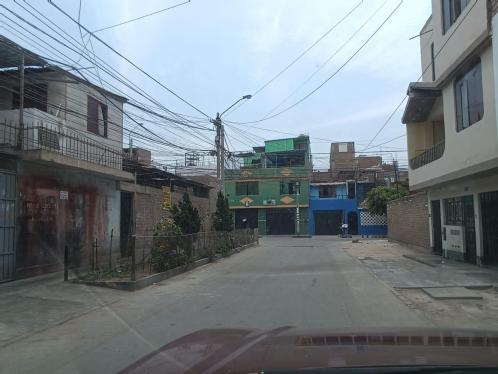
left=0, top=120, right=123, bottom=170
left=65, top=229, right=258, bottom=282
left=409, top=141, right=445, bottom=170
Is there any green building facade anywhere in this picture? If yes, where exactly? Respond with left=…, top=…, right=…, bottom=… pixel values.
left=225, top=135, right=311, bottom=235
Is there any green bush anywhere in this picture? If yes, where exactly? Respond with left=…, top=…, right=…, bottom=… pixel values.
left=151, top=217, right=183, bottom=272
left=365, top=186, right=409, bottom=215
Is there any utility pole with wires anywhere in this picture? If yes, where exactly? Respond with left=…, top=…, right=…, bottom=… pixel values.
left=213, top=95, right=252, bottom=193
left=214, top=113, right=224, bottom=193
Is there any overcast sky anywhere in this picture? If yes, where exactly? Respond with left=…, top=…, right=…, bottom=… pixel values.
left=3, top=0, right=432, bottom=169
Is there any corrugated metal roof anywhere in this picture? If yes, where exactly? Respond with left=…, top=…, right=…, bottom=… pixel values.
left=0, top=35, right=48, bottom=68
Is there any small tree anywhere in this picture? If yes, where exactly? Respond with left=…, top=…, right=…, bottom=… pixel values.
left=151, top=217, right=183, bottom=272
left=365, top=186, right=408, bottom=215
left=170, top=193, right=201, bottom=234
left=213, top=191, right=233, bottom=232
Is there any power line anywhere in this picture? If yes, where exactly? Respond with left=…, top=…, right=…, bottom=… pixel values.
left=263, top=0, right=389, bottom=118
left=0, top=6, right=214, bottom=149
left=91, top=0, right=191, bottom=34
left=226, top=1, right=404, bottom=125
left=225, top=0, right=363, bottom=117
left=47, top=0, right=211, bottom=119
left=361, top=0, right=478, bottom=150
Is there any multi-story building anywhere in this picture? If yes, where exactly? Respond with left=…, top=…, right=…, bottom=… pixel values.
left=309, top=141, right=393, bottom=236
left=0, top=36, right=133, bottom=281
left=225, top=135, right=311, bottom=235
left=402, top=0, right=498, bottom=264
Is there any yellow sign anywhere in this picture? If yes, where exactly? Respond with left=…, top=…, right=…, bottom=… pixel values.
left=281, top=168, right=293, bottom=177
left=241, top=170, right=253, bottom=178
left=280, top=196, right=294, bottom=204
left=162, top=186, right=171, bottom=210
left=240, top=197, right=253, bottom=205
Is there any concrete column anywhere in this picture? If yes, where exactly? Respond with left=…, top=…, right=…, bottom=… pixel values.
left=473, top=192, right=483, bottom=265
left=427, top=191, right=434, bottom=248
left=439, top=197, right=446, bottom=258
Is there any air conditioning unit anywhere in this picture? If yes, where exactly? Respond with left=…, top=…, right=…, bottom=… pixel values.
left=37, top=127, right=60, bottom=150
left=262, top=199, right=276, bottom=206
left=442, top=225, right=465, bottom=257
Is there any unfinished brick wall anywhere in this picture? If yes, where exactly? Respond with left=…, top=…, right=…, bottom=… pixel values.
left=171, top=191, right=213, bottom=232
left=387, top=192, right=430, bottom=250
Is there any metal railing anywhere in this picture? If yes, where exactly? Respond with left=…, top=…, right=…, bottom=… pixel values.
left=409, top=140, right=445, bottom=170
left=65, top=229, right=258, bottom=282
left=0, top=120, right=124, bottom=170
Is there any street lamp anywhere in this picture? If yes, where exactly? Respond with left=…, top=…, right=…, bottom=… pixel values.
left=214, top=95, right=252, bottom=193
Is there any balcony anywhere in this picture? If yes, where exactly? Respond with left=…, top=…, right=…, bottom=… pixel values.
left=226, top=166, right=310, bottom=180
left=409, top=140, right=445, bottom=170
left=0, top=109, right=132, bottom=180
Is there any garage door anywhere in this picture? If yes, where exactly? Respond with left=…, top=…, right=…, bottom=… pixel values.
left=314, top=211, right=342, bottom=235
left=266, top=208, right=295, bottom=235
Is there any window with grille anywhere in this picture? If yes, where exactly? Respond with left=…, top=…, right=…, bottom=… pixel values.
left=444, top=197, right=464, bottom=225
left=236, top=181, right=258, bottom=195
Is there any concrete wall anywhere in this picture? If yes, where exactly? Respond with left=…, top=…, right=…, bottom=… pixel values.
left=16, top=161, right=120, bottom=278
left=387, top=192, right=431, bottom=250
left=0, top=70, right=124, bottom=151
left=420, top=0, right=489, bottom=82
left=409, top=45, right=498, bottom=190
left=427, top=171, right=498, bottom=264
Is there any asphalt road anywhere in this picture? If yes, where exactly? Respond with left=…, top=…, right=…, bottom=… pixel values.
left=0, top=236, right=429, bottom=373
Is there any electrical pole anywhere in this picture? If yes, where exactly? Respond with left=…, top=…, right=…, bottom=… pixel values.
left=295, top=181, right=300, bottom=236
left=18, top=55, right=24, bottom=149
left=214, top=112, right=224, bottom=193
left=214, top=95, right=252, bottom=194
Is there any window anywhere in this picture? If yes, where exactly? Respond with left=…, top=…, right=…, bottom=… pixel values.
left=430, top=43, right=435, bottom=81
left=280, top=181, right=296, bottom=195
left=444, top=197, right=463, bottom=225
left=338, top=143, right=348, bottom=152
left=455, top=61, right=483, bottom=132
left=87, top=96, right=108, bottom=137
left=442, top=0, right=470, bottom=34
left=193, top=185, right=209, bottom=198
left=236, top=181, right=258, bottom=195
left=319, top=185, right=336, bottom=198
left=13, top=83, right=48, bottom=112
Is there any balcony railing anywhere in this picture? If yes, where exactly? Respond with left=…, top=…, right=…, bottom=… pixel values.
left=409, top=140, right=445, bottom=170
left=0, top=120, right=123, bottom=170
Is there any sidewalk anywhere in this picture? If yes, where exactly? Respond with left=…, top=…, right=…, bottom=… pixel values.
left=344, top=239, right=498, bottom=289
left=343, top=239, right=498, bottom=330
left=0, top=272, right=122, bottom=347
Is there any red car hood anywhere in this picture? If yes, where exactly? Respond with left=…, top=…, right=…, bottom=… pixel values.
left=119, top=327, right=498, bottom=373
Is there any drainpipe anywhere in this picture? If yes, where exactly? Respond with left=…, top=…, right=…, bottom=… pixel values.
left=18, top=55, right=24, bottom=149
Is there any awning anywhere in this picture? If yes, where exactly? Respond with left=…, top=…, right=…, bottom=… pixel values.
left=401, top=82, right=441, bottom=124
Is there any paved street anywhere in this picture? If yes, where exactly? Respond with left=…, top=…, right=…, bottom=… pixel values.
left=1, top=236, right=429, bottom=373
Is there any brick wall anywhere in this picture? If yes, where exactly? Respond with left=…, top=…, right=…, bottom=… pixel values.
left=387, top=192, right=430, bottom=250
left=171, top=191, right=213, bottom=231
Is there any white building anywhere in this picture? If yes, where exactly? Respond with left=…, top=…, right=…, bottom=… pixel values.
left=402, top=0, right=498, bottom=265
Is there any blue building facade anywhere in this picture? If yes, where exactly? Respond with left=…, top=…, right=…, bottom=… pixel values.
left=308, top=181, right=387, bottom=236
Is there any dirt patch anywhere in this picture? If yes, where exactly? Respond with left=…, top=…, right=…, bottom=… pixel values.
left=397, top=288, right=498, bottom=330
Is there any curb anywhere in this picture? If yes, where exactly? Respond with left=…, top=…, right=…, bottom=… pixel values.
left=72, top=241, right=259, bottom=291
left=403, top=254, right=437, bottom=267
